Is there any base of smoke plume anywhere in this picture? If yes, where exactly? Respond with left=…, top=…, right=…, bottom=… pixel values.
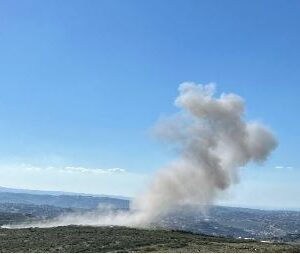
left=1, top=211, right=149, bottom=229
left=1, top=205, right=209, bottom=229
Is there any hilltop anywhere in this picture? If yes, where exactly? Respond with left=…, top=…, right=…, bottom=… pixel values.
left=0, top=225, right=299, bottom=253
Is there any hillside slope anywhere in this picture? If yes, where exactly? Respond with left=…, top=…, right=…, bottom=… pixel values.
left=0, top=192, right=129, bottom=209
left=0, top=226, right=299, bottom=253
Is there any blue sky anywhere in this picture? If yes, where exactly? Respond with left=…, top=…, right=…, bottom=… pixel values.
left=0, top=0, right=299, bottom=209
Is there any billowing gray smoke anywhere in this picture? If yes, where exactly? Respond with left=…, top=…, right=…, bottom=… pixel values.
left=130, top=82, right=277, bottom=225
left=4, top=82, right=277, bottom=228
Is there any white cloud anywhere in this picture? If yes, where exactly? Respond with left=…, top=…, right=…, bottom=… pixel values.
left=0, top=163, right=148, bottom=197
left=63, top=166, right=126, bottom=174
left=274, top=165, right=294, bottom=170
left=20, top=164, right=126, bottom=174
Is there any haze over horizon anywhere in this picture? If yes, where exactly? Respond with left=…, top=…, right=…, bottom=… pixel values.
left=0, top=0, right=300, bottom=210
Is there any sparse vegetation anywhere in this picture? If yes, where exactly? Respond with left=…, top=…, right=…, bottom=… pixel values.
left=0, top=226, right=299, bottom=253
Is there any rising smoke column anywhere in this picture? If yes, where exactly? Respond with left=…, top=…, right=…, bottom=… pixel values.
left=129, top=82, right=278, bottom=226
left=3, top=82, right=277, bottom=229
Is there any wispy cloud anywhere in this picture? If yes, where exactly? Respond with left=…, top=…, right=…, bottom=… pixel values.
left=0, top=163, right=147, bottom=197
left=63, top=166, right=126, bottom=174
left=274, top=165, right=294, bottom=170
left=21, top=164, right=126, bottom=174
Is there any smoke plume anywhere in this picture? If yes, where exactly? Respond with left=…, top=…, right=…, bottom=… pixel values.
left=129, top=82, right=277, bottom=225
left=3, top=82, right=277, bottom=228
